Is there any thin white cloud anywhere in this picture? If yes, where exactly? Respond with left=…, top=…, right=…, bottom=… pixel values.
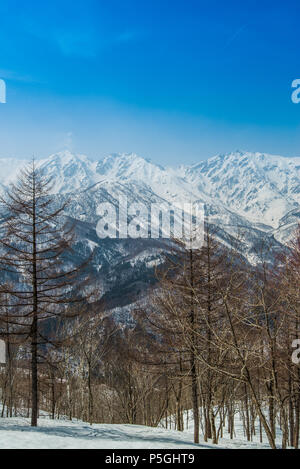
left=22, top=14, right=140, bottom=59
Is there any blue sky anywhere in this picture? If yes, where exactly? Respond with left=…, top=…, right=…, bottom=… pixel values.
left=0, top=0, right=300, bottom=165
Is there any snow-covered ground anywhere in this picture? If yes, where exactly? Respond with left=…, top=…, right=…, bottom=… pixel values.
left=0, top=414, right=279, bottom=449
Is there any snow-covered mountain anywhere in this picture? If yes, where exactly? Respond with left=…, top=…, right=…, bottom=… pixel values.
left=180, top=151, right=300, bottom=227
left=7, top=149, right=295, bottom=226
left=0, top=149, right=299, bottom=317
left=7, top=149, right=297, bottom=234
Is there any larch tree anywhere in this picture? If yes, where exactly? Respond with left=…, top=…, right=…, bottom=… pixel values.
left=0, top=160, right=88, bottom=426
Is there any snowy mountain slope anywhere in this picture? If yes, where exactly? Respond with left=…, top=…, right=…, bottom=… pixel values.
left=0, top=150, right=298, bottom=256
left=3, top=149, right=298, bottom=230
left=0, top=157, right=29, bottom=188
left=180, top=151, right=300, bottom=227
left=4, top=149, right=297, bottom=230
left=36, top=150, right=300, bottom=247
left=272, top=207, right=300, bottom=244
left=37, top=151, right=100, bottom=193
left=0, top=149, right=299, bottom=316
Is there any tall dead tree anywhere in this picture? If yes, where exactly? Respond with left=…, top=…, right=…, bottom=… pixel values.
left=0, top=160, right=88, bottom=426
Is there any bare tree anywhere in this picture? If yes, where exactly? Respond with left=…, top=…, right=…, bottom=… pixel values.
left=0, top=160, right=88, bottom=426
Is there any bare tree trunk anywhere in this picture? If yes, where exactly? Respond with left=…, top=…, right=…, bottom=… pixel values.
left=31, top=311, right=38, bottom=427
left=31, top=179, right=38, bottom=428
left=244, top=384, right=251, bottom=441
left=189, top=249, right=199, bottom=444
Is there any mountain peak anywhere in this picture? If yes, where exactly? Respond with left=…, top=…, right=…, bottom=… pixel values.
left=95, top=152, right=165, bottom=179
left=44, top=150, right=90, bottom=166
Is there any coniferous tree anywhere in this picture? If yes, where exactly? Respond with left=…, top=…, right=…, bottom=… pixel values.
left=0, top=160, right=87, bottom=426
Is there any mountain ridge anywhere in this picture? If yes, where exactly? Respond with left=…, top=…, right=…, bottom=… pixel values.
left=0, top=149, right=299, bottom=231
left=0, top=149, right=298, bottom=320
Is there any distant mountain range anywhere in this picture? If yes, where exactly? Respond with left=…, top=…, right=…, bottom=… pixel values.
left=0, top=150, right=299, bottom=321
